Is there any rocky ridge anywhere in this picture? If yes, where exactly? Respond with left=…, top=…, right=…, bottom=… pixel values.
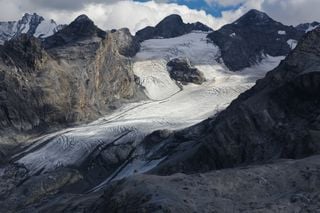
left=135, top=14, right=212, bottom=42
left=207, top=9, right=304, bottom=71
left=0, top=13, right=63, bottom=44
left=296, top=21, right=320, bottom=32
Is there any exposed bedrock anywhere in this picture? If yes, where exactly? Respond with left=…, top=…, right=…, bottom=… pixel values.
left=207, top=9, right=304, bottom=71
left=167, top=58, right=205, bottom=85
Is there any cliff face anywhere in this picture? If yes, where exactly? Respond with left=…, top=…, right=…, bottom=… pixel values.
left=0, top=15, right=141, bottom=144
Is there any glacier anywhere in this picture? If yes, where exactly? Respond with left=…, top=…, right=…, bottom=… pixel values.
left=13, top=31, right=284, bottom=188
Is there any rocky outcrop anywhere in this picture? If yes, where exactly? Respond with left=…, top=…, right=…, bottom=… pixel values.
left=135, top=14, right=212, bottom=42
left=0, top=15, right=141, bottom=146
left=207, top=9, right=304, bottom=71
left=167, top=58, right=205, bottom=84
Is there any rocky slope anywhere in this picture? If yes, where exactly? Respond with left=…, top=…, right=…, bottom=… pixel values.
left=207, top=9, right=304, bottom=71
left=0, top=15, right=141, bottom=154
left=296, top=21, right=320, bottom=32
left=135, top=14, right=212, bottom=42
left=0, top=13, right=63, bottom=44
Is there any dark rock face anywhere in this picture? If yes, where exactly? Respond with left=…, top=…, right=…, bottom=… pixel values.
left=110, top=28, right=140, bottom=57
left=0, top=16, right=141, bottom=145
left=135, top=14, right=212, bottom=42
left=167, top=58, right=205, bottom=84
left=17, top=13, right=44, bottom=36
left=2, top=34, right=45, bottom=71
left=43, top=14, right=107, bottom=49
left=296, top=21, right=320, bottom=32
left=207, top=9, right=304, bottom=71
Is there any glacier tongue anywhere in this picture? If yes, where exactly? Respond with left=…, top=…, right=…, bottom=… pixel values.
left=14, top=31, right=284, bottom=184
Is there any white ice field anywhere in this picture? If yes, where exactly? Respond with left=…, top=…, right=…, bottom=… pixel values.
left=15, top=31, right=284, bottom=184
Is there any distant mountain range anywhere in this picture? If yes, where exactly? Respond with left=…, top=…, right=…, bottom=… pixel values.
left=0, top=13, right=64, bottom=44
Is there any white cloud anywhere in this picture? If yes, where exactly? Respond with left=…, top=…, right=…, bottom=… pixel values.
left=208, top=0, right=320, bottom=26
left=0, top=0, right=319, bottom=36
left=8, top=0, right=244, bottom=33
left=205, top=0, right=245, bottom=7
left=261, top=0, right=320, bottom=25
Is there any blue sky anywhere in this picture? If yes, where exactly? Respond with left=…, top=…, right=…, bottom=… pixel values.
left=134, top=0, right=242, bottom=17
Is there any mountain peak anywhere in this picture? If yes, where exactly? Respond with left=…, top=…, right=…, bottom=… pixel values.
left=44, top=14, right=106, bottom=48
left=236, top=9, right=274, bottom=25
left=20, top=12, right=44, bottom=24
left=74, top=14, right=92, bottom=23
left=135, top=14, right=211, bottom=42
left=156, top=14, right=183, bottom=27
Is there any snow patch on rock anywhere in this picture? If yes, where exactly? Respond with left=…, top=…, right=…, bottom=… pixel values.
left=287, top=39, right=298, bottom=49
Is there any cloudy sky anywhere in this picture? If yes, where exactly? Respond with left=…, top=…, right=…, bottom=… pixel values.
left=0, top=0, right=319, bottom=33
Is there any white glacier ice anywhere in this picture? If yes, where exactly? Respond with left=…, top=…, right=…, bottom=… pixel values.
left=15, top=31, right=284, bottom=183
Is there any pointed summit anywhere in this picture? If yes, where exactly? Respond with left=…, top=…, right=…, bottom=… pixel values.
left=74, top=14, right=91, bottom=22
left=156, top=14, right=184, bottom=29
left=207, top=9, right=304, bottom=71
left=235, top=9, right=274, bottom=25
left=67, top=14, right=97, bottom=35
left=44, top=14, right=106, bottom=49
